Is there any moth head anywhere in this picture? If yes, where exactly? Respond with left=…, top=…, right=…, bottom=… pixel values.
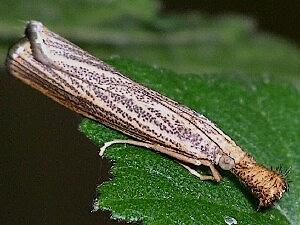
left=232, top=154, right=288, bottom=208
left=218, top=154, right=235, bottom=170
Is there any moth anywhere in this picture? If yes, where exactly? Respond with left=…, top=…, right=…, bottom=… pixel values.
left=6, top=21, right=288, bottom=208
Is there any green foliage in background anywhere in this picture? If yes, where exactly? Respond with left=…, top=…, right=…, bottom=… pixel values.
left=0, top=0, right=299, bottom=84
left=1, top=0, right=299, bottom=224
left=80, top=58, right=299, bottom=225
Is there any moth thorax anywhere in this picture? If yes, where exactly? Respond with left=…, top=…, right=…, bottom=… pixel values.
left=231, top=154, right=288, bottom=208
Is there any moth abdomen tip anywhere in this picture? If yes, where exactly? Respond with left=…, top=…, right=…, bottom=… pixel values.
left=25, top=20, right=43, bottom=41
left=26, top=20, right=44, bottom=29
left=24, top=20, right=53, bottom=66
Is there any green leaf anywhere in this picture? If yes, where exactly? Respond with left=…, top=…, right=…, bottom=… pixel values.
left=79, top=58, right=299, bottom=225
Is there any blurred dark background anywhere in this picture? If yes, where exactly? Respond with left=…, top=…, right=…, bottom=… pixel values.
left=163, top=0, right=300, bottom=46
left=1, top=1, right=299, bottom=225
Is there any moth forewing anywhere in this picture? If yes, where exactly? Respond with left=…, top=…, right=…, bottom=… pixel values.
left=6, top=21, right=288, bottom=208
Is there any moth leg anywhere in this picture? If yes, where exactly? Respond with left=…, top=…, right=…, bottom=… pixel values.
left=180, top=163, right=216, bottom=181
left=99, top=139, right=155, bottom=157
left=199, top=159, right=222, bottom=182
left=208, top=164, right=222, bottom=182
left=99, top=140, right=222, bottom=182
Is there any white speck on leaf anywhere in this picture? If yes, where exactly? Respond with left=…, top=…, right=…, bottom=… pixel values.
left=91, top=198, right=99, bottom=212
left=224, top=216, right=238, bottom=225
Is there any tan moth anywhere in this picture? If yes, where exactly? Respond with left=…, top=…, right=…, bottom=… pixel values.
left=6, top=21, right=288, bottom=208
